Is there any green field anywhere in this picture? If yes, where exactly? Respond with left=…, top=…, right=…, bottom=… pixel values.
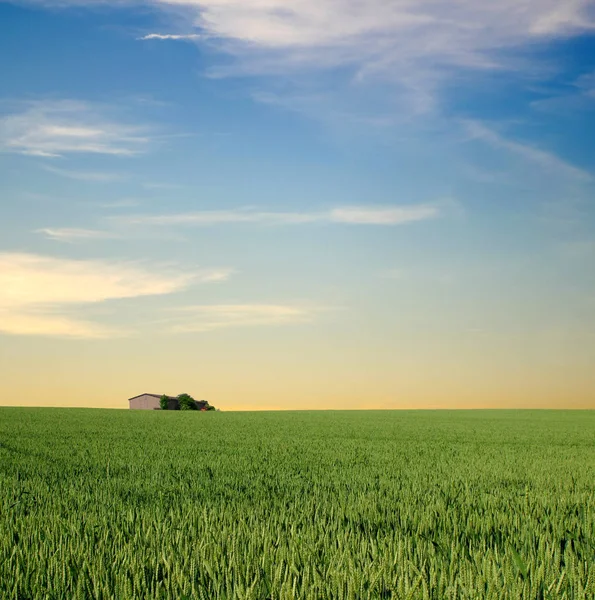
left=1, top=409, right=594, bottom=599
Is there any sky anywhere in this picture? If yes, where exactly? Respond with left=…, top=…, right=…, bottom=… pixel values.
left=0, top=0, right=594, bottom=410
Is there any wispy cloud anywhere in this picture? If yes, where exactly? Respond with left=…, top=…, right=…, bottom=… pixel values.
left=12, top=1, right=595, bottom=119
left=95, top=198, right=142, bottom=209
left=138, top=33, right=202, bottom=41
left=0, top=252, right=231, bottom=338
left=578, top=71, right=595, bottom=98
left=251, top=89, right=400, bottom=130
left=117, top=209, right=320, bottom=226
left=42, top=164, right=126, bottom=182
left=114, top=204, right=441, bottom=227
left=330, top=205, right=439, bottom=225
left=171, top=1, right=595, bottom=120
left=464, top=120, right=593, bottom=182
left=0, top=100, right=151, bottom=158
left=35, top=228, right=121, bottom=242
left=159, top=0, right=594, bottom=72
left=531, top=70, right=595, bottom=115
left=377, top=267, right=455, bottom=285
left=167, top=304, right=322, bottom=333
left=0, top=308, right=124, bottom=339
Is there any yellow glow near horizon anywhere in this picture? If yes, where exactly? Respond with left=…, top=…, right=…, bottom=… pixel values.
left=1, top=325, right=593, bottom=410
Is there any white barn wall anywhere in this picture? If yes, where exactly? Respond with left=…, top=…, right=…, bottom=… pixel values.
left=129, top=394, right=161, bottom=410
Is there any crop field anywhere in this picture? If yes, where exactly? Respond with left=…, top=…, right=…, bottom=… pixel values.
left=0, top=409, right=594, bottom=599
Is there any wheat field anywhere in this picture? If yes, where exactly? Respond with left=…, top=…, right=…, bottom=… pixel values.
left=1, top=408, right=594, bottom=599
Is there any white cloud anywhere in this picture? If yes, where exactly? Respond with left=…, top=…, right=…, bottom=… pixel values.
left=0, top=253, right=229, bottom=305
left=0, top=252, right=231, bottom=338
left=139, top=33, right=202, bottom=40
left=118, top=209, right=320, bottom=226
left=11, top=1, right=595, bottom=117
left=464, top=120, right=593, bottom=182
left=155, top=0, right=595, bottom=118
left=167, top=304, right=320, bottom=332
left=528, top=1, right=593, bottom=34
left=114, top=204, right=441, bottom=226
left=35, top=228, right=121, bottom=242
left=42, top=164, right=126, bottom=182
left=96, top=198, right=142, bottom=209
left=330, top=205, right=439, bottom=225
left=0, top=308, right=124, bottom=339
left=0, top=100, right=151, bottom=158
left=156, top=0, right=594, bottom=59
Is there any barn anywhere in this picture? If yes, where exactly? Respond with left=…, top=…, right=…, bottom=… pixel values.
left=128, top=393, right=178, bottom=410
left=128, top=393, right=212, bottom=410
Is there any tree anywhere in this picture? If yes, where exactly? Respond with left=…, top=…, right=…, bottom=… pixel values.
left=177, top=393, right=197, bottom=411
left=159, top=394, right=169, bottom=410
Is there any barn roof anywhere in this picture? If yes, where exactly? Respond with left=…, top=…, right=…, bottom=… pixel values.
left=128, top=393, right=177, bottom=401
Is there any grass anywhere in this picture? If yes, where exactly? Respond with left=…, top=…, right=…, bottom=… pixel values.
left=1, top=408, right=594, bottom=599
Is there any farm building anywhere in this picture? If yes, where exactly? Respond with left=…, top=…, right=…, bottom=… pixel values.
left=128, top=393, right=175, bottom=410
left=128, top=393, right=212, bottom=410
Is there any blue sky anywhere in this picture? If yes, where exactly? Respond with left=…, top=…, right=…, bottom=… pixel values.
left=1, top=0, right=594, bottom=408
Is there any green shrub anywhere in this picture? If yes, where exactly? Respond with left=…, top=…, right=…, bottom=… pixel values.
left=159, top=394, right=169, bottom=410
left=177, top=393, right=197, bottom=411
